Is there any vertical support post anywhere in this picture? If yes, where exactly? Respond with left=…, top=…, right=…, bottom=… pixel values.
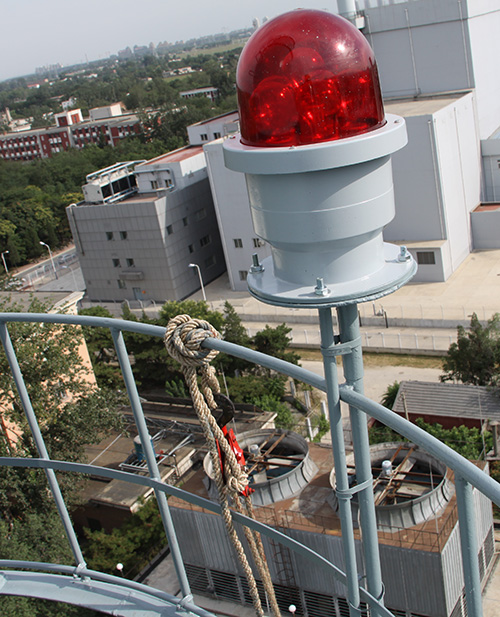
left=455, top=475, right=482, bottom=617
left=0, top=321, right=85, bottom=567
left=318, top=307, right=361, bottom=617
left=111, top=328, right=192, bottom=599
left=337, top=304, right=385, bottom=616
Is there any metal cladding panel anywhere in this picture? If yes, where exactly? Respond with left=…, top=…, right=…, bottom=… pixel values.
left=441, top=525, right=465, bottom=615
left=474, top=486, right=494, bottom=545
left=380, top=544, right=446, bottom=617
left=284, top=528, right=358, bottom=597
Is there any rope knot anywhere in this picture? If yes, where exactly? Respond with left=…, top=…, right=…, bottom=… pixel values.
left=164, top=314, right=220, bottom=368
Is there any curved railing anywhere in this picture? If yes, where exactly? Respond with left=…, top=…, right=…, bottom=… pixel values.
left=0, top=313, right=499, bottom=617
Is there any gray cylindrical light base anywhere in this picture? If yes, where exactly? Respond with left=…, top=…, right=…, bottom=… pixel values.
left=224, top=114, right=414, bottom=305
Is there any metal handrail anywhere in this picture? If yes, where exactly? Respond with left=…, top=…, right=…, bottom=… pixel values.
left=0, top=312, right=498, bottom=617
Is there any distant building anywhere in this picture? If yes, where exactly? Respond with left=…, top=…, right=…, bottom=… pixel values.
left=180, top=87, right=219, bottom=103
left=66, top=146, right=226, bottom=303
left=0, top=105, right=141, bottom=161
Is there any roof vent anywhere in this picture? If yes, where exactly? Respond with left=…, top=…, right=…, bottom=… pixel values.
left=329, top=442, right=453, bottom=531
left=203, top=428, right=317, bottom=506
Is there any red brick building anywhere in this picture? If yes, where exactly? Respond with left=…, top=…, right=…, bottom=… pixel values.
left=0, top=106, right=141, bottom=162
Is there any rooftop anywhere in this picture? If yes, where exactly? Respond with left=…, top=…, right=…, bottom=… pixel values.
left=138, top=145, right=204, bottom=166
left=384, top=93, right=469, bottom=117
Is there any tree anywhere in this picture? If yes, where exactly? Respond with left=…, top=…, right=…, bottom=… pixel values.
left=252, top=323, right=301, bottom=367
left=380, top=381, right=400, bottom=409
left=0, top=297, right=121, bottom=617
left=441, top=313, right=500, bottom=386
left=215, top=301, right=252, bottom=375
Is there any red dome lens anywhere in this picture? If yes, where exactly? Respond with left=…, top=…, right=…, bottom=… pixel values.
left=237, top=9, right=386, bottom=147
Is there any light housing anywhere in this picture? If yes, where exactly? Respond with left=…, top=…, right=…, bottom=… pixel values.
left=237, top=9, right=385, bottom=147
left=224, top=9, right=416, bottom=307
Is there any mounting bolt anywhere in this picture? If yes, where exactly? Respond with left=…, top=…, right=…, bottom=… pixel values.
left=398, top=245, right=411, bottom=262
left=250, top=253, right=265, bottom=273
left=314, top=277, right=330, bottom=296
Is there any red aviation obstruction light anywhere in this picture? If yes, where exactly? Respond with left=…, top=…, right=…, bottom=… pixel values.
left=224, top=9, right=415, bottom=307
left=237, top=9, right=386, bottom=147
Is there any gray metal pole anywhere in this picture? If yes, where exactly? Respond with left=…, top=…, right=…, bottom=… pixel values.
left=455, top=475, right=483, bottom=617
left=0, top=322, right=85, bottom=566
left=111, top=328, right=192, bottom=599
left=318, top=307, right=361, bottom=617
left=337, top=304, right=385, bottom=615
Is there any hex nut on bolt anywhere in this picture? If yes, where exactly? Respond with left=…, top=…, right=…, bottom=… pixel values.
left=398, top=246, right=411, bottom=262
left=314, top=277, right=330, bottom=296
left=250, top=253, right=265, bottom=273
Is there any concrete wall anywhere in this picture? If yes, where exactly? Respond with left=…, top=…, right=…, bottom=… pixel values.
left=362, top=0, right=472, bottom=99
left=67, top=177, right=225, bottom=302
left=360, top=0, right=500, bottom=140
left=471, top=208, right=500, bottom=249
left=385, top=93, right=480, bottom=281
left=204, top=139, right=272, bottom=291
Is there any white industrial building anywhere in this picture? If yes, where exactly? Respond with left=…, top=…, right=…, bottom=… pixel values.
left=67, top=147, right=225, bottom=303
left=204, top=0, right=500, bottom=287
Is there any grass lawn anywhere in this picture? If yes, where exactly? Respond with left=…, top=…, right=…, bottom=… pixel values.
left=296, top=348, right=444, bottom=369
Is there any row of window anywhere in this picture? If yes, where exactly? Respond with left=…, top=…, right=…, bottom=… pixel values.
left=200, top=131, right=221, bottom=142
left=106, top=231, right=128, bottom=240
left=113, top=258, right=134, bottom=268
left=234, top=237, right=264, bottom=249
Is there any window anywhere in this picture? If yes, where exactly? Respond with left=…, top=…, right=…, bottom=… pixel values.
left=117, top=279, right=126, bottom=289
left=167, top=224, right=173, bottom=235
left=200, top=234, right=211, bottom=247
left=188, top=244, right=194, bottom=253
left=195, top=208, right=206, bottom=221
left=204, top=255, right=216, bottom=268
left=239, top=270, right=248, bottom=281
left=253, top=237, right=263, bottom=248
left=126, top=258, right=134, bottom=267
left=119, top=231, right=128, bottom=240
left=200, top=133, right=208, bottom=141
left=106, top=231, right=114, bottom=241
left=151, top=179, right=159, bottom=189
left=213, top=132, right=221, bottom=139
left=183, top=217, right=188, bottom=227
left=416, top=251, right=436, bottom=265
left=234, top=238, right=243, bottom=248
left=112, top=258, right=121, bottom=267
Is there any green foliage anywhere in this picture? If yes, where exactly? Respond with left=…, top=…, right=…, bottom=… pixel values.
left=252, top=395, right=295, bottom=430
left=441, top=313, right=500, bottom=386
left=252, top=323, right=301, bottom=368
left=79, top=306, right=123, bottom=389
left=84, top=497, right=165, bottom=576
left=0, top=298, right=122, bottom=617
left=414, top=418, right=492, bottom=460
left=215, top=301, right=252, bottom=375
left=225, top=374, right=286, bottom=405
left=313, top=414, right=330, bottom=442
left=380, top=381, right=400, bottom=409
left=368, top=424, right=405, bottom=445
left=369, top=417, right=492, bottom=460
left=165, top=377, right=188, bottom=398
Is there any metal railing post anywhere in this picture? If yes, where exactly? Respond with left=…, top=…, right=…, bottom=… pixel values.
left=0, top=321, right=86, bottom=567
left=337, top=304, right=385, bottom=616
left=318, top=307, right=361, bottom=617
left=110, top=327, right=192, bottom=599
left=455, top=475, right=483, bottom=617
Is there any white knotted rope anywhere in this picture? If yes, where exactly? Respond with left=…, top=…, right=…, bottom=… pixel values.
left=164, top=315, right=281, bottom=617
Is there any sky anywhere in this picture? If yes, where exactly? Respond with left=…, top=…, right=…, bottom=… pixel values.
left=1, top=1, right=339, bottom=83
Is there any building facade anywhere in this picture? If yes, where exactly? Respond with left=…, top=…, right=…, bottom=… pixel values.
left=0, top=105, right=141, bottom=161
left=67, top=147, right=226, bottom=303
